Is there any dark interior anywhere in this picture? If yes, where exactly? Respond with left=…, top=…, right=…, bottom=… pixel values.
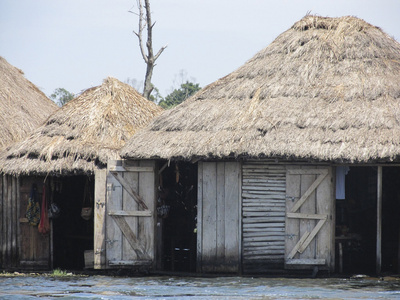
left=51, top=176, right=94, bottom=270
left=158, top=161, right=197, bottom=273
left=335, top=166, right=400, bottom=274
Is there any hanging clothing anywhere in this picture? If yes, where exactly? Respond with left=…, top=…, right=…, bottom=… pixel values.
left=336, top=166, right=350, bottom=200
left=38, top=184, right=50, bottom=235
left=26, top=184, right=40, bottom=226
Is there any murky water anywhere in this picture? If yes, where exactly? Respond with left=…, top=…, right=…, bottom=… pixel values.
left=0, top=274, right=399, bottom=299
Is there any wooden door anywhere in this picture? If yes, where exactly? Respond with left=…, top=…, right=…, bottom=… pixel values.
left=94, top=160, right=156, bottom=269
left=285, top=167, right=334, bottom=270
left=19, top=176, right=51, bottom=270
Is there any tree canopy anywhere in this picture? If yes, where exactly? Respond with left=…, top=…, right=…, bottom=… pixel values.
left=50, top=88, right=74, bottom=107
left=159, top=81, right=201, bottom=109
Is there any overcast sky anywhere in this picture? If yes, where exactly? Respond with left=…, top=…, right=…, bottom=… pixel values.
left=1, top=0, right=399, bottom=99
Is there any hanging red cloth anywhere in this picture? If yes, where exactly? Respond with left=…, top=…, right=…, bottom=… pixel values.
left=38, top=184, right=50, bottom=235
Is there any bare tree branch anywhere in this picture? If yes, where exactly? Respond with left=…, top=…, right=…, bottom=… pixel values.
left=132, top=0, right=167, bottom=99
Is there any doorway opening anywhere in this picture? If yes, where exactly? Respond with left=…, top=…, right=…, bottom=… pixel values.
left=52, top=176, right=94, bottom=270
left=335, top=167, right=376, bottom=274
left=335, top=166, right=400, bottom=275
left=381, top=167, right=400, bottom=273
left=158, top=161, right=197, bottom=272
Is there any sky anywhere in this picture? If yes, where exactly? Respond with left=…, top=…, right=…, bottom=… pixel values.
left=1, top=0, right=400, bottom=99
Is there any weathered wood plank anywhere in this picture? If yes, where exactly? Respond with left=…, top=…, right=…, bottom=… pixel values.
left=94, top=169, right=107, bottom=269
left=285, top=165, right=301, bottom=263
left=202, top=162, right=217, bottom=271
left=109, top=166, right=154, bottom=173
left=290, top=170, right=327, bottom=213
left=123, top=162, right=139, bottom=262
left=138, top=160, right=156, bottom=265
left=105, top=173, right=123, bottom=268
left=286, top=259, right=325, bottom=265
left=109, top=210, right=152, bottom=217
left=109, top=260, right=152, bottom=266
left=224, top=162, right=240, bottom=270
left=216, top=162, right=225, bottom=261
left=287, top=212, right=327, bottom=220
left=110, top=215, right=150, bottom=259
left=110, top=171, right=148, bottom=210
left=299, top=167, right=316, bottom=260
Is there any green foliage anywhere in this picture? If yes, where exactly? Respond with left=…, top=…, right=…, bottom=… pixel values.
left=159, top=81, right=201, bottom=109
left=50, top=88, right=74, bottom=107
left=149, top=86, right=163, bottom=104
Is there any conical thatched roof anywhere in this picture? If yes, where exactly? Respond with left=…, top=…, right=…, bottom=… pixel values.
left=1, top=77, right=163, bottom=175
left=0, top=56, right=58, bottom=150
left=121, top=15, right=400, bottom=163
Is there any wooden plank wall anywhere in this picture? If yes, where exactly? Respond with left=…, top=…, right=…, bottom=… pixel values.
left=242, top=162, right=286, bottom=273
left=197, top=161, right=241, bottom=273
left=0, top=175, right=50, bottom=270
left=18, top=176, right=50, bottom=270
left=0, top=175, right=20, bottom=269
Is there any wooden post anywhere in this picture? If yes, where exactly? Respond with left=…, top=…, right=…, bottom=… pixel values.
left=94, top=169, right=107, bottom=269
left=376, top=166, right=382, bottom=274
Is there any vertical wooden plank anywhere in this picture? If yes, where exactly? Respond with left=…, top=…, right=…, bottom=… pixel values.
left=123, top=161, right=139, bottom=261
left=376, top=166, right=382, bottom=274
left=216, top=162, right=225, bottom=262
left=316, top=167, right=333, bottom=269
left=224, top=162, right=240, bottom=272
left=94, top=168, right=107, bottom=269
left=299, top=167, right=316, bottom=260
left=105, top=161, right=123, bottom=267
left=5, top=175, right=10, bottom=267
left=138, top=160, right=156, bottom=263
left=0, top=175, right=3, bottom=268
left=197, top=162, right=203, bottom=272
left=285, top=165, right=301, bottom=262
left=11, top=176, right=17, bottom=267
left=202, top=162, right=217, bottom=271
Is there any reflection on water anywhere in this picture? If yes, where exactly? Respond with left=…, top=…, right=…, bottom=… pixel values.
left=0, top=275, right=399, bottom=299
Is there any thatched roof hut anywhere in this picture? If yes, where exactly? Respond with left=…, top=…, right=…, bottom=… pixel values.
left=1, top=77, right=163, bottom=175
left=121, top=15, right=400, bottom=163
left=0, top=56, right=58, bottom=150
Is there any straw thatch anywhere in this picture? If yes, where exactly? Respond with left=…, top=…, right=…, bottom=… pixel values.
left=121, top=15, right=400, bottom=163
left=0, top=56, right=58, bottom=150
left=1, top=77, right=163, bottom=175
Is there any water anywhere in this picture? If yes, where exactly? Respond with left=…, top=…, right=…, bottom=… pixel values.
left=0, top=274, right=400, bottom=299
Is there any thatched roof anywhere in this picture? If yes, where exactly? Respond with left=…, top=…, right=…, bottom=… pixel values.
left=0, top=56, right=58, bottom=150
left=121, top=15, right=400, bottom=163
left=1, top=77, right=163, bottom=175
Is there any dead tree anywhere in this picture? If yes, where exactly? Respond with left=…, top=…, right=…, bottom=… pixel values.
left=131, top=0, right=167, bottom=99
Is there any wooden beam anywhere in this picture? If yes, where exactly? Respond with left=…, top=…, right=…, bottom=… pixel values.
left=110, top=171, right=148, bottom=210
left=286, top=212, right=327, bottom=220
left=290, top=170, right=328, bottom=213
left=286, top=259, right=325, bottom=265
left=376, top=166, right=382, bottom=274
left=109, top=166, right=154, bottom=173
left=110, top=215, right=150, bottom=260
left=108, top=210, right=152, bottom=217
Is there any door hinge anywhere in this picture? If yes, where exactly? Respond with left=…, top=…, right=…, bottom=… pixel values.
left=285, top=234, right=297, bottom=240
left=95, top=249, right=105, bottom=255
left=96, top=201, right=105, bottom=209
left=106, top=239, right=118, bottom=246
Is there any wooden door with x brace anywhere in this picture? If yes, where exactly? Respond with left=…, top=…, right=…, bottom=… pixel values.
left=285, top=167, right=334, bottom=271
left=94, top=160, right=157, bottom=269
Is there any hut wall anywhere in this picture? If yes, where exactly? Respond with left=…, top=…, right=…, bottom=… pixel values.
left=197, top=161, right=241, bottom=273
left=0, top=175, right=19, bottom=270
left=241, top=162, right=287, bottom=273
